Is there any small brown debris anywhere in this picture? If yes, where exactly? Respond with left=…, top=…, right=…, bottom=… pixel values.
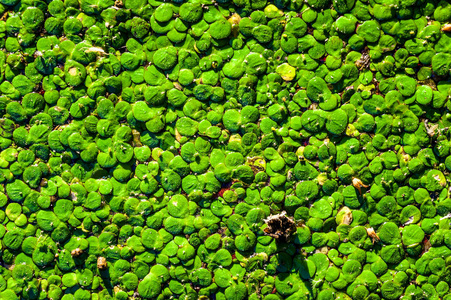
left=263, top=211, right=296, bottom=242
left=424, top=119, right=439, bottom=137
left=355, top=48, right=371, bottom=70
left=0, top=12, right=8, bottom=21
left=352, top=177, right=369, bottom=195
left=71, top=248, right=83, bottom=257
left=97, top=257, right=107, bottom=269
left=442, top=24, right=451, bottom=32
left=132, top=129, right=142, bottom=147
left=366, top=227, right=380, bottom=244
left=173, top=82, right=183, bottom=91
left=342, top=210, right=353, bottom=225
left=40, top=179, right=48, bottom=187
left=423, top=237, right=432, bottom=254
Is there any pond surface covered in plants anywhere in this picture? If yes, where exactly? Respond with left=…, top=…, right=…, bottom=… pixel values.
left=0, top=0, right=451, bottom=299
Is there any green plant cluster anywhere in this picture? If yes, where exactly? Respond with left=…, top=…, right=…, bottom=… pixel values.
left=1, top=0, right=451, bottom=299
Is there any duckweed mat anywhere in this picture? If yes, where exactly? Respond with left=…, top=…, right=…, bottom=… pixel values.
left=1, top=0, right=451, bottom=299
